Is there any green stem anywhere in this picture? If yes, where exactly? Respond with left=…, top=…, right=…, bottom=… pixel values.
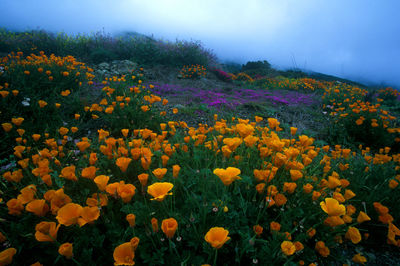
left=213, top=249, right=218, bottom=266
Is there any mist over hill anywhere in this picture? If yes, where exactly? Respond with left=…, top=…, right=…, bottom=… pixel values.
left=1, top=0, right=399, bottom=87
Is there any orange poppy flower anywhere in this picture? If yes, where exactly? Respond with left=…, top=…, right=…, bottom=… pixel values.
left=81, top=166, right=97, bottom=179
left=38, top=100, right=47, bottom=108
left=357, top=211, right=371, bottom=223
left=0, top=248, right=17, bottom=265
left=137, top=173, right=149, bottom=186
left=56, top=203, right=83, bottom=226
left=274, top=193, right=287, bottom=206
left=61, top=90, right=70, bottom=96
left=152, top=168, right=167, bottom=180
left=17, top=185, right=37, bottom=204
left=78, top=206, right=100, bottom=227
left=60, top=166, right=77, bottom=181
left=345, top=226, right=361, bottom=244
left=147, top=182, right=173, bottom=201
left=151, top=218, right=159, bottom=232
left=315, top=241, right=330, bottom=257
left=94, top=175, right=109, bottom=191
left=35, top=221, right=60, bottom=242
left=141, top=105, right=149, bottom=112
left=76, top=141, right=90, bottom=152
left=121, top=129, right=129, bottom=137
left=161, top=218, right=178, bottom=239
left=113, top=242, right=135, bottom=265
left=281, top=241, right=296, bottom=256
left=58, top=242, right=73, bottom=259
left=213, top=167, right=241, bottom=186
left=253, top=225, right=263, bottom=236
left=6, top=198, right=24, bottom=215
left=89, top=153, right=98, bottom=165
left=130, top=237, right=140, bottom=251
left=11, top=117, right=24, bottom=126
left=204, top=227, right=230, bottom=249
left=25, top=199, right=49, bottom=216
left=117, top=182, right=136, bottom=203
left=320, top=198, right=346, bottom=216
left=270, top=221, right=281, bottom=232
left=116, top=157, right=132, bottom=173
left=283, top=182, right=297, bottom=194
left=49, top=189, right=72, bottom=214
left=86, top=193, right=108, bottom=207
left=32, top=134, right=41, bottom=141
left=126, top=214, right=136, bottom=227
left=352, top=254, right=367, bottom=264
left=290, top=170, right=303, bottom=181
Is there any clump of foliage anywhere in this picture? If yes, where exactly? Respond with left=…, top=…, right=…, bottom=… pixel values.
left=241, top=60, right=272, bottom=77
left=0, top=29, right=217, bottom=67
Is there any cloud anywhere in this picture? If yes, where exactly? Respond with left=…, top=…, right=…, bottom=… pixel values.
left=1, top=0, right=400, bottom=86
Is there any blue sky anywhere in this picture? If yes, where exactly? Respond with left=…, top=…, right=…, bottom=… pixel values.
left=1, top=0, right=400, bottom=86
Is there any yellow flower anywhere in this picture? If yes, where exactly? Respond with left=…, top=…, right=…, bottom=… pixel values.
left=204, top=227, right=230, bottom=249
left=320, top=198, right=346, bottom=216
left=213, top=167, right=241, bottom=186
left=147, top=182, right=173, bottom=201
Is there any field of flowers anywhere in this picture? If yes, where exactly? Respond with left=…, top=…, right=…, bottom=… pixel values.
left=0, top=51, right=399, bottom=266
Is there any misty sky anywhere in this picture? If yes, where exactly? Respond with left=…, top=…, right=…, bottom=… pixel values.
left=1, top=0, right=400, bottom=86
